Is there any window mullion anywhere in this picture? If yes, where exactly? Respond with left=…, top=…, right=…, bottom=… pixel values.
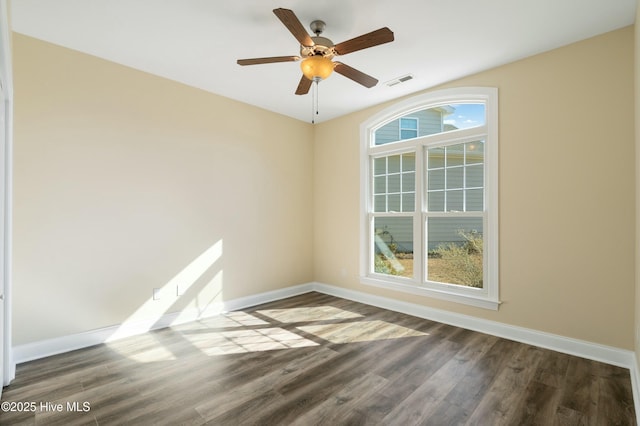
left=463, top=144, right=467, bottom=212
left=414, top=147, right=424, bottom=283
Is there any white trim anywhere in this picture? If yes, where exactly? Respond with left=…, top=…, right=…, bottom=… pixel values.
left=631, top=355, right=640, bottom=425
left=313, top=282, right=635, bottom=369
left=485, top=89, right=499, bottom=303
left=13, top=283, right=313, bottom=364
left=0, top=0, right=13, bottom=386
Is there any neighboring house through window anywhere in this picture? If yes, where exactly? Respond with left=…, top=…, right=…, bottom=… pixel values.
left=399, top=117, right=418, bottom=140
left=360, top=87, right=499, bottom=309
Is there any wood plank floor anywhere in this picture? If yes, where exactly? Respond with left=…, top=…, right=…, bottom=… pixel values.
left=1, top=292, right=636, bottom=425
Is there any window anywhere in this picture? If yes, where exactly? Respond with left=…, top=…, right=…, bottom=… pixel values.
left=373, top=153, right=415, bottom=279
left=399, top=117, right=418, bottom=140
left=360, top=87, right=499, bottom=310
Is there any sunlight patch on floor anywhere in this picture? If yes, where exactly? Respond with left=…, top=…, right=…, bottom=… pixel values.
left=106, top=334, right=177, bottom=363
left=182, top=327, right=318, bottom=356
left=175, top=311, right=269, bottom=332
left=297, top=320, right=427, bottom=344
left=256, top=306, right=364, bottom=323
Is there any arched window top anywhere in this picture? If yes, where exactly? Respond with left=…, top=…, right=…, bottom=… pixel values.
left=362, top=87, right=497, bottom=149
left=373, top=103, right=486, bottom=146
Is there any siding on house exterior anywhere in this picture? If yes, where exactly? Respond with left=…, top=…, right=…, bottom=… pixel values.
left=376, top=216, right=483, bottom=254
left=374, top=107, right=453, bottom=145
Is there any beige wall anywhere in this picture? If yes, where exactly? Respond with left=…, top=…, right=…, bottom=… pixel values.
left=12, top=26, right=637, bottom=351
left=314, top=27, right=636, bottom=349
left=12, top=34, right=314, bottom=345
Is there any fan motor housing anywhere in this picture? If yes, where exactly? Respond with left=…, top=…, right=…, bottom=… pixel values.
left=301, top=20, right=335, bottom=59
left=300, top=36, right=335, bottom=59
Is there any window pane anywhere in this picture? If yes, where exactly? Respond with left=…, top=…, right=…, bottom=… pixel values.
left=466, top=164, right=483, bottom=188
left=428, top=191, right=445, bottom=212
left=428, top=169, right=445, bottom=191
left=402, top=193, right=415, bottom=212
left=400, top=118, right=418, bottom=130
left=447, top=167, right=464, bottom=189
left=427, top=217, right=483, bottom=288
left=374, top=195, right=386, bottom=212
left=374, top=157, right=386, bottom=175
left=402, top=172, right=415, bottom=192
left=374, top=217, right=413, bottom=278
left=388, top=155, right=401, bottom=173
left=400, top=118, right=418, bottom=140
left=388, top=174, right=401, bottom=193
left=402, top=154, right=416, bottom=172
left=447, top=144, right=464, bottom=167
left=428, top=148, right=445, bottom=169
left=444, top=104, right=486, bottom=131
left=466, top=141, right=484, bottom=164
left=388, top=194, right=401, bottom=211
left=401, top=129, right=417, bottom=140
left=374, top=176, right=386, bottom=194
left=446, top=190, right=463, bottom=211
left=467, top=188, right=483, bottom=211
left=374, top=122, right=400, bottom=146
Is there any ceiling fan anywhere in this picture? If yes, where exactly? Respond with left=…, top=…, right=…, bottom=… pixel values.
left=237, top=8, right=394, bottom=95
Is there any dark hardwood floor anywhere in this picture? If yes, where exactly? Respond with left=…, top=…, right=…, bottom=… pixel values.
left=1, top=292, right=636, bottom=425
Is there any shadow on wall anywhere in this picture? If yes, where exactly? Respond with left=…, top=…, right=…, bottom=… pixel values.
left=102, top=239, right=430, bottom=363
left=106, top=239, right=225, bottom=343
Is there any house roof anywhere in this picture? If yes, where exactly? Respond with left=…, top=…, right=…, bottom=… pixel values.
left=10, top=0, right=637, bottom=123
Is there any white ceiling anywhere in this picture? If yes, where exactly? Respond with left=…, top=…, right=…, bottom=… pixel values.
left=10, top=0, right=637, bottom=123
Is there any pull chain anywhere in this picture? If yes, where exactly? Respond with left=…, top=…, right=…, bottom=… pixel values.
left=311, top=77, right=320, bottom=124
left=311, top=79, right=316, bottom=124
left=316, top=79, right=320, bottom=118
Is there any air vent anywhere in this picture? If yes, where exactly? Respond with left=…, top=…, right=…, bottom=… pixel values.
left=386, top=74, right=414, bottom=87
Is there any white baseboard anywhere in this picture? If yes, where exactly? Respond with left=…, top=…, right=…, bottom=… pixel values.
left=631, top=354, right=640, bottom=425
left=13, top=282, right=314, bottom=364
left=11, top=280, right=638, bottom=375
left=312, top=282, right=636, bottom=369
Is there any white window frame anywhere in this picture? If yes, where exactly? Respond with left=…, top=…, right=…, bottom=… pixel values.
left=360, top=87, right=499, bottom=310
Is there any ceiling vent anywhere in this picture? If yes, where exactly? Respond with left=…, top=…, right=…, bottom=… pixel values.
left=386, top=74, right=414, bottom=87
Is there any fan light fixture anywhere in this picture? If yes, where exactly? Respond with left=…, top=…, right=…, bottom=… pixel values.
left=300, top=55, right=334, bottom=81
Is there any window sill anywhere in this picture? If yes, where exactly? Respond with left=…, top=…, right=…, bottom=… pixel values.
left=360, top=275, right=500, bottom=310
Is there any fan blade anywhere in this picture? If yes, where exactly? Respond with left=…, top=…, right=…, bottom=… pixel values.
left=273, top=8, right=314, bottom=48
left=334, top=27, right=394, bottom=56
left=295, top=75, right=312, bottom=95
left=334, top=62, right=378, bottom=88
left=237, top=56, right=300, bottom=66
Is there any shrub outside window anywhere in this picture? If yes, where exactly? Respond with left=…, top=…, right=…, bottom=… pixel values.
left=360, top=87, right=499, bottom=310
